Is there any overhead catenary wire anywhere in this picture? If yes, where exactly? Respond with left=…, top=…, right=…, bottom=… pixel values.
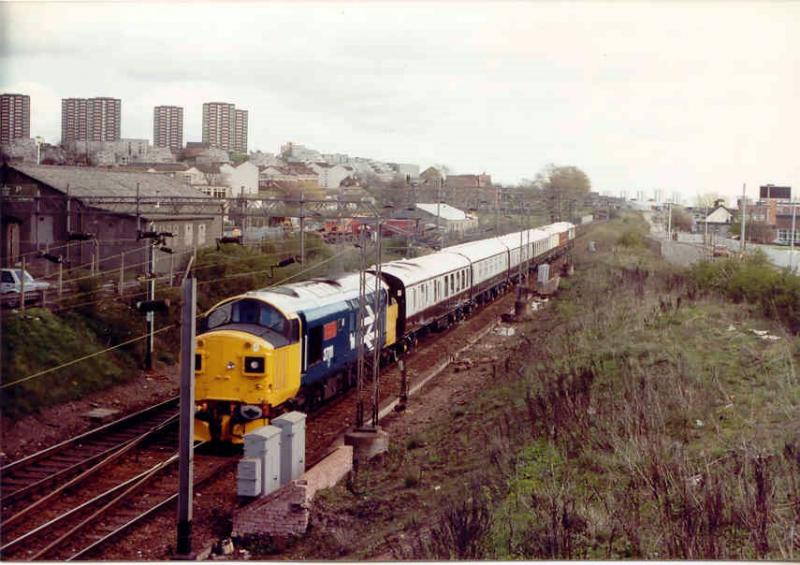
left=2, top=249, right=351, bottom=390
left=28, top=241, right=322, bottom=313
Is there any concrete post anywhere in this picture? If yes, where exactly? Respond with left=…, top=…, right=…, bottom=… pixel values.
left=176, top=276, right=196, bottom=556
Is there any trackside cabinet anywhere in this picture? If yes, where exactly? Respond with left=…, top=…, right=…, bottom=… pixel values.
left=272, top=411, right=307, bottom=486
left=243, top=425, right=282, bottom=496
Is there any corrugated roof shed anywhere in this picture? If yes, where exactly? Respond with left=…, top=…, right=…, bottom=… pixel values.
left=10, top=163, right=217, bottom=220
left=415, top=202, right=469, bottom=221
left=11, top=163, right=207, bottom=199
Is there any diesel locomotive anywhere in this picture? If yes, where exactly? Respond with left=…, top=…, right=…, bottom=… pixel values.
left=194, top=221, right=575, bottom=442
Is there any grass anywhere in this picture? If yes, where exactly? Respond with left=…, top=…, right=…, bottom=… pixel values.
left=274, top=213, right=800, bottom=561
left=1, top=308, right=137, bottom=417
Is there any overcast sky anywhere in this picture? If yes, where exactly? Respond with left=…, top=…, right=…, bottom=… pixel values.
left=1, top=1, right=798, bottom=202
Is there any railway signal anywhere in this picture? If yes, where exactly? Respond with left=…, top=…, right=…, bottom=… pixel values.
left=67, top=231, right=95, bottom=241
left=136, top=226, right=175, bottom=370
left=134, top=299, right=171, bottom=313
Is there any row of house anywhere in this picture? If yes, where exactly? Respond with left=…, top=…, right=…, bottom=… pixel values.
left=687, top=185, right=798, bottom=245
left=0, top=161, right=486, bottom=274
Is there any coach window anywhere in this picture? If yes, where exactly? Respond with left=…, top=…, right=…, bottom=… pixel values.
left=450, top=273, right=455, bottom=294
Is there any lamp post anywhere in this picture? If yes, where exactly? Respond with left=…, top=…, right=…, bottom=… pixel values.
left=34, top=136, right=45, bottom=165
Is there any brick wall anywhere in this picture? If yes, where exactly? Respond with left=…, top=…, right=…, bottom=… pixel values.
left=232, top=445, right=353, bottom=539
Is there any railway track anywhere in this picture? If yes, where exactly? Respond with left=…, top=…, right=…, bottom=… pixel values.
left=0, top=397, right=185, bottom=560
left=89, top=287, right=523, bottom=561
left=0, top=396, right=180, bottom=508
left=0, top=276, right=536, bottom=561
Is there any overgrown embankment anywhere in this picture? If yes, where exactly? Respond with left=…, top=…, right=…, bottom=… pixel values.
left=1, top=308, right=137, bottom=417
left=0, top=234, right=362, bottom=417
left=276, top=214, right=800, bottom=561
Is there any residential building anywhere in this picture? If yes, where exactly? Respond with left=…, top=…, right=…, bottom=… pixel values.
left=321, top=153, right=350, bottom=165
left=280, top=142, right=321, bottom=163
left=446, top=173, right=492, bottom=189
left=61, top=97, right=121, bottom=143
left=248, top=151, right=279, bottom=167
left=153, top=105, right=184, bottom=152
left=759, top=184, right=791, bottom=202
left=63, top=139, right=174, bottom=166
left=220, top=161, right=259, bottom=196
left=0, top=93, right=30, bottom=145
left=202, top=102, right=248, bottom=152
left=258, top=163, right=323, bottom=198
left=389, top=162, right=420, bottom=180
left=696, top=200, right=735, bottom=237
left=181, top=164, right=231, bottom=198
left=234, top=109, right=248, bottom=153
left=1, top=163, right=219, bottom=273
left=308, top=162, right=355, bottom=190
left=181, top=142, right=231, bottom=165
left=259, top=163, right=319, bottom=185
left=420, top=166, right=444, bottom=186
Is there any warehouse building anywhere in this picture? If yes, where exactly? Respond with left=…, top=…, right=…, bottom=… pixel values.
left=1, top=163, right=222, bottom=276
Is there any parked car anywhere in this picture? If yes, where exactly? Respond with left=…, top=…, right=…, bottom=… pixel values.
left=1, top=269, right=50, bottom=306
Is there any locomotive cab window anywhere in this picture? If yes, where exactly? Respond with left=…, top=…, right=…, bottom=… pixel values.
left=205, top=298, right=297, bottom=343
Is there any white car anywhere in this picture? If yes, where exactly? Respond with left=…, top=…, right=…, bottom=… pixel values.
left=1, top=268, right=51, bottom=295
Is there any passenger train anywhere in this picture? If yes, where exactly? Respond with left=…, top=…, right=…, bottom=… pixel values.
left=194, top=221, right=576, bottom=442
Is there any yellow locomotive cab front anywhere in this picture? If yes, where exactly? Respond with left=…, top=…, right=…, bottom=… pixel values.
left=194, top=297, right=302, bottom=443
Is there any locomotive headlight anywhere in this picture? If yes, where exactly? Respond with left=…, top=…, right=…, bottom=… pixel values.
left=226, top=361, right=236, bottom=370
left=240, top=404, right=263, bottom=420
left=244, top=356, right=265, bottom=374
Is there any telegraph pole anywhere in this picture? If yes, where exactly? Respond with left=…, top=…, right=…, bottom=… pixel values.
left=667, top=202, right=672, bottom=240
left=741, top=183, right=747, bottom=252
left=176, top=275, right=196, bottom=557
left=790, top=201, right=797, bottom=271
left=370, top=220, right=383, bottom=428
left=355, top=226, right=368, bottom=429
left=299, top=192, right=305, bottom=264
left=436, top=180, right=441, bottom=248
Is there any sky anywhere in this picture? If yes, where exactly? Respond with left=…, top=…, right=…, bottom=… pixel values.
left=1, top=1, right=798, bottom=203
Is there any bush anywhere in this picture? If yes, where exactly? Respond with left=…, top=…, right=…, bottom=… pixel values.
left=688, top=253, right=800, bottom=332
left=617, top=230, right=643, bottom=248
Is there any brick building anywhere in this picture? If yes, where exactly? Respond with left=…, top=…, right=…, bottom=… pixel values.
left=61, top=97, right=121, bottom=143
left=202, top=102, right=248, bottom=153
left=0, top=93, right=30, bottom=146
left=153, top=105, right=184, bottom=152
left=1, top=163, right=221, bottom=275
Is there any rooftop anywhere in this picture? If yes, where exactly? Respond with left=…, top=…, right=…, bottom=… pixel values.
left=416, top=202, right=470, bottom=221
left=8, top=163, right=216, bottom=219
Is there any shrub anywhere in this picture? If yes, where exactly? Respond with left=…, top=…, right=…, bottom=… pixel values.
left=617, top=230, right=643, bottom=248
left=688, top=253, right=800, bottom=332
